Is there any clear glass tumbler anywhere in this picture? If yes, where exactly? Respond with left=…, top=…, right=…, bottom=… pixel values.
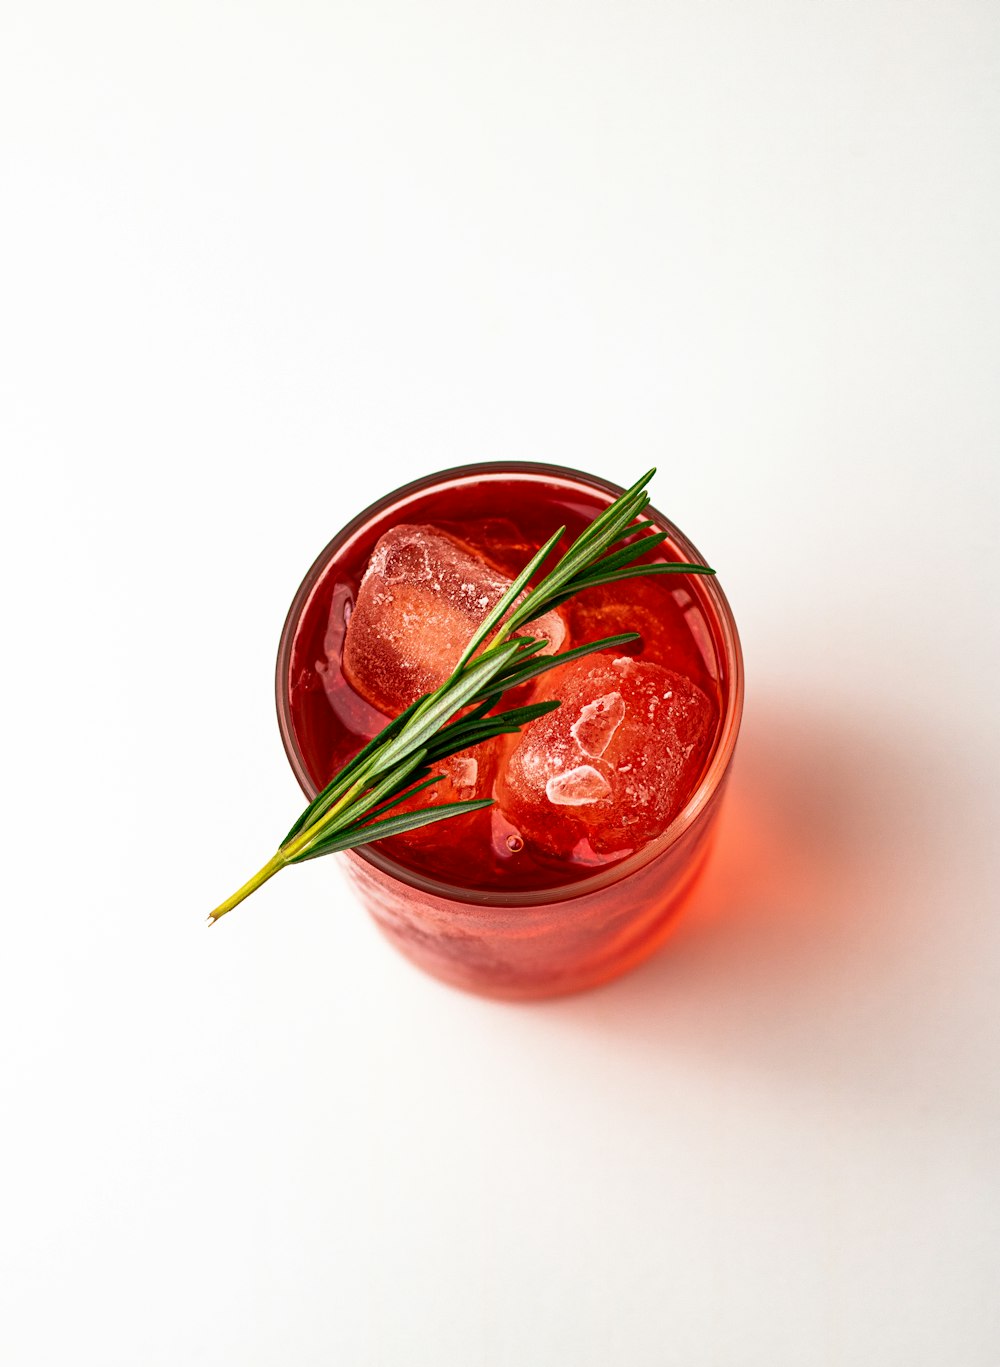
left=276, top=462, right=743, bottom=999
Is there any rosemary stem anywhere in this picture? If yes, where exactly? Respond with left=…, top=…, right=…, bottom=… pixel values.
left=208, top=850, right=287, bottom=924
left=210, top=766, right=391, bottom=923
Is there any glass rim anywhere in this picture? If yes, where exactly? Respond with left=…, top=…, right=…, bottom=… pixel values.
left=275, top=460, right=744, bottom=908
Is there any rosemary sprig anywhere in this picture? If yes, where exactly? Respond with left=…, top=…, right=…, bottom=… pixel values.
left=208, top=468, right=715, bottom=924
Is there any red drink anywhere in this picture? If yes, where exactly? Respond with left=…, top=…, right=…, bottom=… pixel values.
left=277, top=463, right=743, bottom=998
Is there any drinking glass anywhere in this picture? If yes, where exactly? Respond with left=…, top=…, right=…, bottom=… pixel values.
left=276, top=463, right=743, bottom=999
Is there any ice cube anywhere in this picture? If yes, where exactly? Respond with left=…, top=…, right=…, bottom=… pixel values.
left=496, top=656, right=715, bottom=857
left=343, top=523, right=568, bottom=715
left=567, top=578, right=692, bottom=667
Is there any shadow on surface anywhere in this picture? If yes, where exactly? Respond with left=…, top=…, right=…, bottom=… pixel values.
left=546, top=693, right=985, bottom=1130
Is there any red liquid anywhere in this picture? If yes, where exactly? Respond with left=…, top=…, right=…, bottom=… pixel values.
left=286, top=473, right=723, bottom=893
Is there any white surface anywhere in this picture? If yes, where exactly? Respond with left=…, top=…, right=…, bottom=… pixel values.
left=2, top=3, right=998, bottom=1364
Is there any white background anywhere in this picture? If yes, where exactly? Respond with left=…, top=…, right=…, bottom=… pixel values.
left=2, top=3, right=998, bottom=1364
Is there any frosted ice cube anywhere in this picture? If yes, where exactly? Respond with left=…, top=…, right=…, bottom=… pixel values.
left=496, top=656, right=715, bottom=857
left=343, top=523, right=567, bottom=715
